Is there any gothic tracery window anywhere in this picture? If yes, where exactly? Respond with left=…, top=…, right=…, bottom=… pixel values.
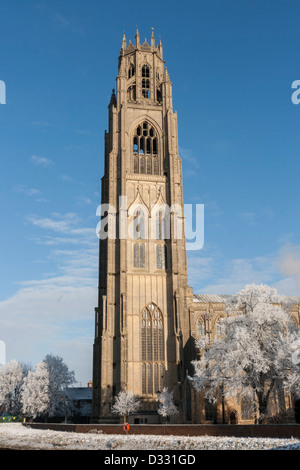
left=133, top=122, right=159, bottom=175
left=141, top=303, right=165, bottom=395
left=142, top=65, right=150, bottom=77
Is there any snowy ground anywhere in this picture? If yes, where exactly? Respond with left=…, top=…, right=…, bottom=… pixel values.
left=0, top=423, right=300, bottom=450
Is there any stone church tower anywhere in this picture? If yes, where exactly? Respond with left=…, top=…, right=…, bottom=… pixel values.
left=92, top=30, right=300, bottom=425
left=92, top=30, right=193, bottom=423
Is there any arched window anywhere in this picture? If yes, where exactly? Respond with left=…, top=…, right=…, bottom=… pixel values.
left=142, top=65, right=150, bottom=77
left=141, top=303, right=165, bottom=395
left=132, top=122, right=159, bottom=175
left=197, top=318, right=206, bottom=336
left=215, top=318, right=224, bottom=339
left=128, top=65, right=135, bottom=79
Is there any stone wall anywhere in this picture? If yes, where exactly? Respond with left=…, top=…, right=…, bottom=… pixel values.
left=24, top=422, right=300, bottom=438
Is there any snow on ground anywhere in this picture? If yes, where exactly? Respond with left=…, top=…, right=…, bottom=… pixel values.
left=0, top=423, right=300, bottom=450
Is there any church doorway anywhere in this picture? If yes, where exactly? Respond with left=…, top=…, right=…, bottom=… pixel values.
left=229, top=411, right=237, bottom=424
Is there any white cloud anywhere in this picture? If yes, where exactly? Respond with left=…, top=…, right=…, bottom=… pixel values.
left=60, top=174, right=76, bottom=183
left=30, top=155, right=53, bottom=167
left=13, top=185, right=41, bottom=197
left=277, top=244, right=300, bottom=293
left=190, top=250, right=300, bottom=296
left=26, top=212, right=95, bottom=241
left=187, top=255, right=214, bottom=284
left=179, top=147, right=199, bottom=167
left=27, top=212, right=79, bottom=233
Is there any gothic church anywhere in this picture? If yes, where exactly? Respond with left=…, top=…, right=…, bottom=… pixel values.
left=92, top=31, right=300, bottom=424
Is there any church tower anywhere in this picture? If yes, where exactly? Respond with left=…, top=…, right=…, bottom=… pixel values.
left=92, top=30, right=193, bottom=423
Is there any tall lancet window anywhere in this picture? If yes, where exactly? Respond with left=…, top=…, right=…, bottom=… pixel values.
left=133, top=243, right=145, bottom=268
left=133, top=209, right=146, bottom=269
left=156, top=244, right=167, bottom=270
left=141, top=303, right=165, bottom=395
left=132, top=122, right=159, bottom=175
left=141, top=65, right=150, bottom=98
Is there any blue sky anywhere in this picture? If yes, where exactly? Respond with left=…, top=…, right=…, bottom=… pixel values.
left=0, top=0, right=300, bottom=385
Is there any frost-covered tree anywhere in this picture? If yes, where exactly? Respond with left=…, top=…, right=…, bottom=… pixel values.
left=190, top=284, right=300, bottom=424
left=0, top=360, right=24, bottom=415
left=21, top=362, right=50, bottom=419
left=43, top=354, right=75, bottom=418
left=157, top=387, right=179, bottom=422
left=111, top=390, right=140, bottom=423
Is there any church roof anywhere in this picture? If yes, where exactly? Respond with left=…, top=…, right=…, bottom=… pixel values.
left=193, top=294, right=300, bottom=304
left=193, top=294, right=233, bottom=303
